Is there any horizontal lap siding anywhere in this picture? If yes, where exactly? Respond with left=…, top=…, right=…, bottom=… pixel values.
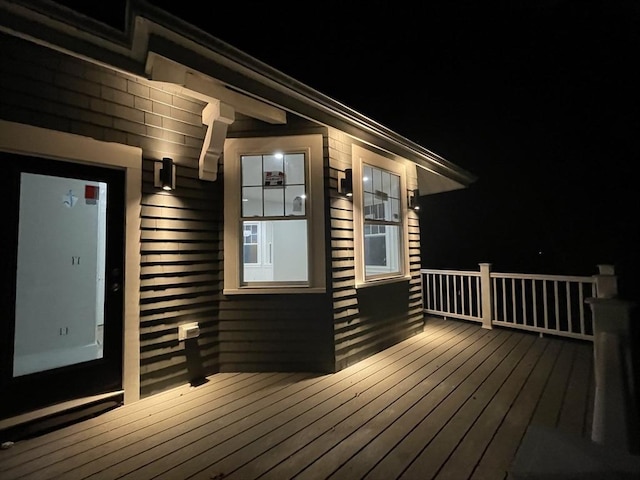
left=218, top=295, right=334, bottom=372
left=140, top=159, right=222, bottom=397
left=0, top=36, right=222, bottom=398
left=328, top=129, right=424, bottom=371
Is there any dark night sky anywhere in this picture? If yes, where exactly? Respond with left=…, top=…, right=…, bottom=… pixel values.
left=59, top=0, right=640, bottom=300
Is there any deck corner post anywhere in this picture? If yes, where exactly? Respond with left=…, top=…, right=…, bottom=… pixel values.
left=479, top=263, right=493, bottom=330
left=587, top=272, right=637, bottom=452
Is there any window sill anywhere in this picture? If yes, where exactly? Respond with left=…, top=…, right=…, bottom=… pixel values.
left=355, top=275, right=411, bottom=289
left=223, top=287, right=326, bottom=295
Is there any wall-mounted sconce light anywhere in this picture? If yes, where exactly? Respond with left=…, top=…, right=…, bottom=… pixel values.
left=154, top=157, right=175, bottom=191
left=337, top=168, right=353, bottom=198
left=408, top=189, right=421, bottom=211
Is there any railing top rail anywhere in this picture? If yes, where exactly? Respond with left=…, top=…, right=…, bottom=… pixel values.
left=420, top=269, right=481, bottom=277
left=489, top=272, right=595, bottom=283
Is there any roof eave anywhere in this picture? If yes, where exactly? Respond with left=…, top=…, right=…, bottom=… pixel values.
left=0, top=0, right=477, bottom=188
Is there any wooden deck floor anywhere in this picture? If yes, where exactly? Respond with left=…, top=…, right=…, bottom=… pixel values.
left=0, top=318, right=595, bottom=480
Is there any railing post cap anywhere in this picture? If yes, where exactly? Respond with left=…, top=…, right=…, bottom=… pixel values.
left=597, top=264, right=615, bottom=275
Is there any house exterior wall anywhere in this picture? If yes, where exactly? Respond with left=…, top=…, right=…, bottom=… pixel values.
left=0, top=35, right=337, bottom=400
left=221, top=118, right=335, bottom=373
left=0, top=34, right=221, bottom=398
left=327, top=129, right=424, bottom=370
left=0, top=30, right=425, bottom=409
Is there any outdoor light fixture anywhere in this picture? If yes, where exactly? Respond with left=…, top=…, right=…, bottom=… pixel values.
left=338, top=168, right=353, bottom=197
left=154, top=157, right=175, bottom=191
left=408, top=189, right=420, bottom=211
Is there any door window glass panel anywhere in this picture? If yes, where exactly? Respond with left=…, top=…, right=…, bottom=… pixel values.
left=13, top=173, right=107, bottom=377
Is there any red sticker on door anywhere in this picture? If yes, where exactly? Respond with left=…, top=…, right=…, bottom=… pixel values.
left=85, top=185, right=99, bottom=205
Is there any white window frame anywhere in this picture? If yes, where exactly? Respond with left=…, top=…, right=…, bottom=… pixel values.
left=223, top=134, right=325, bottom=294
left=352, top=144, right=411, bottom=287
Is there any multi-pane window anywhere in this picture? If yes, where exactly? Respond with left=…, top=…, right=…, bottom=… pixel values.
left=352, top=143, right=410, bottom=286
left=224, top=135, right=325, bottom=294
left=240, top=152, right=308, bottom=284
left=362, top=163, right=402, bottom=278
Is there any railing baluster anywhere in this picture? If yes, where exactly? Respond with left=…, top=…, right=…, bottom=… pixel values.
left=532, top=279, right=538, bottom=328
left=502, top=277, right=507, bottom=324
left=492, top=277, right=497, bottom=321
left=554, top=280, right=560, bottom=332
left=543, top=280, right=549, bottom=331
left=511, top=278, right=517, bottom=324
left=579, top=282, right=585, bottom=335
left=566, top=280, right=572, bottom=333
left=476, top=277, right=482, bottom=318
left=438, top=274, right=443, bottom=312
left=521, top=278, right=527, bottom=326
left=425, top=273, right=430, bottom=309
left=453, top=275, right=458, bottom=315
left=433, top=274, right=437, bottom=311
left=461, top=275, right=467, bottom=316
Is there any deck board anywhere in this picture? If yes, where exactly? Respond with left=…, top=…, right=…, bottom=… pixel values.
left=5, top=373, right=297, bottom=479
left=72, top=373, right=312, bottom=479
left=528, top=340, right=578, bottom=430
left=0, top=318, right=594, bottom=480
left=290, top=326, right=498, bottom=480
left=396, top=331, right=537, bottom=480
left=433, top=336, right=550, bottom=479
left=556, top=340, right=594, bottom=437
left=252, top=324, right=490, bottom=480
left=320, top=328, right=510, bottom=480
left=159, top=322, right=474, bottom=480
left=361, top=330, right=525, bottom=480
left=469, top=338, right=564, bottom=480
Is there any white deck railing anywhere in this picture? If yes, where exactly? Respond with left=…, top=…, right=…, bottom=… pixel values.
left=422, top=264, right=639, bottom=453
left=421, top=264, right=597, bottom=340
